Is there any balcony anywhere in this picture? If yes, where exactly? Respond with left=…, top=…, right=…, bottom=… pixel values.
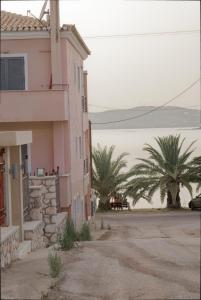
left=0, top=89, right=69, bottom=122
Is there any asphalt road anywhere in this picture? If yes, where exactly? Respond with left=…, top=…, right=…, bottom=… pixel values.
left=47, top=211, right=201, bottom=300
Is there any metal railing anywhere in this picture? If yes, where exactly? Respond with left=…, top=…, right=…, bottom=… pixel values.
left=23, top=175, right=30, bottom=221
left=0, top=157, right=6, bottom=226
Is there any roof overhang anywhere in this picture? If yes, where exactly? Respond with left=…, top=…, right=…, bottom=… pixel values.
left=0, top=131, right=32, bottom=146
left=1, top=30, right=90, bottom=60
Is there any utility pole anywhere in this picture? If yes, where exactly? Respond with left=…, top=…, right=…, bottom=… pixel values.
left=50, top=0, right=62, bottom=90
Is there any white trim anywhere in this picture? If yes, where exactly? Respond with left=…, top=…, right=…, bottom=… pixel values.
left=1, top=31, right=49, bottom=40
left=61, top=32, right=89, bottom=60
left=0, top=53, right=28, bottom=90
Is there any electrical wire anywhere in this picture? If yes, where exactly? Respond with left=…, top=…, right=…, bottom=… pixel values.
left=89, top=104, right=200, bottom=111
left=91, top=78, right=200, bottom=125
left=84, top=29, right=200, bottom=39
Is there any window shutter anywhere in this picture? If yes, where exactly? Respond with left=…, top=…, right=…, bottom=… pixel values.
left=0, top=58, right=8, bottom=90
left=8, top=57, right=25, bottom=90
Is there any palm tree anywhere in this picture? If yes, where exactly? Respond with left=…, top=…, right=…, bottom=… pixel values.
left=92, top=144, right=129, bottom=210
left=126, top=135, right=201, bottom=209
left=191, top=156, right=201, bottom=192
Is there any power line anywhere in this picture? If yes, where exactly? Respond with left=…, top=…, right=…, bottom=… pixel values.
left=89, top=104, right=200, bottom=111
left=84, top=29, right=200, bottom=39
left=91, top=78, right=200, bottom=125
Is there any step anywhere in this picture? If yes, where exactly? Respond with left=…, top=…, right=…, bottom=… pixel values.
left=17, top=240, right=31, bottom=259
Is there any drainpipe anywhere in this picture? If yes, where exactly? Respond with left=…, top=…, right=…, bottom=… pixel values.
left=50, top=0, right=62, bottom=90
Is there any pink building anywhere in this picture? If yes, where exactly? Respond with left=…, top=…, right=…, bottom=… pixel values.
left=0, top=1, right=92, bottom=226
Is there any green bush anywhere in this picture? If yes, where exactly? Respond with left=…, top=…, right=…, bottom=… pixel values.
left=58, top=217, right=77, bottom=250
left=78, top=223, right=92, bottom=241
left=48, top=251, right=62, bottom=278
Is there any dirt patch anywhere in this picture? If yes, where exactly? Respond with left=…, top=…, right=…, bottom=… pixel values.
left=97, top=230, right=113, bottom=241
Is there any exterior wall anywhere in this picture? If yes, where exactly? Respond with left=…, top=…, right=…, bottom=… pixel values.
left=0, top=34, right=91, bottom=224
left=0, top=122, right=54, bottom=173
left=0, top=121, right=71, bottom=208
left=0, top=90, right=69, bottom=122
left=1, top=38, right=51, bottom=90
left=64, top=39, right=86, bottom=224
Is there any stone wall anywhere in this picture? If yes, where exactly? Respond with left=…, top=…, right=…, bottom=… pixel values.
left=1, top=226, right=20, bottom=269
left=24, top=220, right=45, bottom=250
left=29, top=186, right=43, bottom=221
left=29, top=176, right=66, bottom=245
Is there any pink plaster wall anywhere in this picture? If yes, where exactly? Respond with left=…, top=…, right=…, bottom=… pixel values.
left=1, top=39, right=51, bottom=90
left=0, top=34, right=91, bottom=219
left=0, top=122, right=54, bottom=172
left=66, top=40, right=84, bottom=197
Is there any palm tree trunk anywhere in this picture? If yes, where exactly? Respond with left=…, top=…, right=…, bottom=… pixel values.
left=98, top=196, right=111, bottom=210
left=166, top=191, right=181, bottom=209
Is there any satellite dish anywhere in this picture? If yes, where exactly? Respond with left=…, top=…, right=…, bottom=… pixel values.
left=39, top=0, right=48, bottom=21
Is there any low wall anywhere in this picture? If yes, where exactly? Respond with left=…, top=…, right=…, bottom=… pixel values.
left=1, top=226, right=20, bottom=269
left=24, top=220, right=45, bottom=250
left=29, top=176, right=67, bottom=244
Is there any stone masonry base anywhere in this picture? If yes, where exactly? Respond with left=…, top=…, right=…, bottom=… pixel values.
left=1, top=226, right=20, bottom=269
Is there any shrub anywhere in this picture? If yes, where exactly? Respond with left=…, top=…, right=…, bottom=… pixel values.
left=48, top=251, right=62, bottom=278
left=58, top=217, right=77, bottom=250
left=78, top=223, right=92, bottom=241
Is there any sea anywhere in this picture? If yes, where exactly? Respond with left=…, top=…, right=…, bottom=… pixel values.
left=92, top=127, right=201, bottom=209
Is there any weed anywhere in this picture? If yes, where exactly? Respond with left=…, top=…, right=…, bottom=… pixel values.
left=78, top=223, right=92, bottom=241
left=48, top=251, right=62, bottom=278
left=58, top=217, right=77, bottom=250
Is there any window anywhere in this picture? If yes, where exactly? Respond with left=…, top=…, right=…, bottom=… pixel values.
left=84, top=157, right=89, bottom=175
left=0, top=56, right=26, bottom=90
left=82, top=96, right=88, bottom=113
left=77, top=66, right=80, bottom=92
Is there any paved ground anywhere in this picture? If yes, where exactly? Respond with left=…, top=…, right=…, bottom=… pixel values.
left=1, top=211, right=200, bottom=300
left=46, top=211, right=200, bottom=300
left=1, top=247, right=52, bottom=300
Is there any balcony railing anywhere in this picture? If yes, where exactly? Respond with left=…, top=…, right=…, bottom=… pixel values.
left=0, top=89, right=69, bottom=122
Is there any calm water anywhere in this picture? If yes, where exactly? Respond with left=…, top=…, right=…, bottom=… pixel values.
left=92, top=128, right=201, bottom=209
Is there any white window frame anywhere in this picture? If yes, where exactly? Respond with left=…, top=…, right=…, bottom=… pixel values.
left=0, top=53, right=28, bottom=90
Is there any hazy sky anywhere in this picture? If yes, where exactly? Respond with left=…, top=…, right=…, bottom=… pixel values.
left=2, top=0, right=200, bottom=112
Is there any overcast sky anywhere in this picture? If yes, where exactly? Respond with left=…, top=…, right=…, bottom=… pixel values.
left=2, top=0, right=200, bottom=112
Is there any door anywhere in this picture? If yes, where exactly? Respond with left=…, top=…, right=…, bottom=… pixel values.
left=0, top=150, right=5, bottom=225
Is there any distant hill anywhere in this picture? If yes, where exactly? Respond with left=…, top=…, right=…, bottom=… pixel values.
left=89, top=106, right=200, bottom=129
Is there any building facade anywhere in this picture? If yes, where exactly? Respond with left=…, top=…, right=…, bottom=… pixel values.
left=0, top=1, right=92, bottom=227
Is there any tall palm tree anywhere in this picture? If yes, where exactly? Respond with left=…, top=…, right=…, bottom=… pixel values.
left=126, top=135, right=201, bottom=209
left=191, top=156, right=201, bottom=192
left=92, top=144, right=129, bottom=210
